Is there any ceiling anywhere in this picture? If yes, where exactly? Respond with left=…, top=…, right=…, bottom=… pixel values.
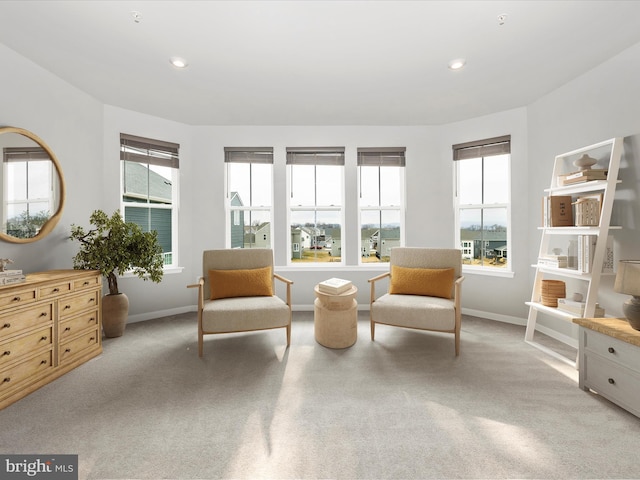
left=2, top=1, right=640, bottom=126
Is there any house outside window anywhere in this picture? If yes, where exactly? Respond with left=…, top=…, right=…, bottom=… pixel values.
left=287, top=147, right=344, bottom=264
left=358, top=147, right=405, bottom=263
left=120, top=133, right=179, bottom=268
left=2, top=146, right=55, bottom=238
left=453, top=135, right=511, bottom=273
left=225, top=147, right=273, bottom=249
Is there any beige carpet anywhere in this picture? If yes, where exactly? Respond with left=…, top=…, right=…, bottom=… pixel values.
left=1, top=312, right=639, bottom=479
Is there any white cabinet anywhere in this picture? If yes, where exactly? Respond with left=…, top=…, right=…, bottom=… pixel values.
left=574, top=317, right=640, bottom=418
left=525, top=138, right=623, bottom=365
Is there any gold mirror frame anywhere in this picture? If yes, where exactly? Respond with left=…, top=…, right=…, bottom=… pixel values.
left=0, top=126, right=66, bottom=243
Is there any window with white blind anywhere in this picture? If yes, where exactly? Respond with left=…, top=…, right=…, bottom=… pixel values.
left=287, top=147, right=344, bottom=264
left=120, top=133, right=179, bottom=268
left=358, top=147, right=405, bottom=263
left=3, top=147, right=55, bottom=238
left=453, top=135, right=511, bottom=273
left=224, top=147, right=273, bottom=249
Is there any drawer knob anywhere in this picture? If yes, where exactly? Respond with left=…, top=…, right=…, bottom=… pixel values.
left=83, top=281, right=90, bottom=285
left=608, top=347, right=615, bottom=354
left=65, top=348, right=71, bottom=353
left=12, top=296, right=20, bottom=302
left=2, top=377, right=10, bottom=383
left=1, top=323, right=9, bottom=329
left=64, top=305, right=71, bottom=310
left=89, top=298, right=95, bottom=303
left=64, top=327, right=71, bottom=332
left=40, top=336, right=48, bottom=341
left=2, top=351, right=10, bottom=357
left=89, top=317, right=95, bottom=322
left=39, top=312, right=48, bottom=317
left=608, top=378, right=616, bottom=385
left=53, top=288, right=59, bottom=293
left=40, top=360, right=48, bottom=365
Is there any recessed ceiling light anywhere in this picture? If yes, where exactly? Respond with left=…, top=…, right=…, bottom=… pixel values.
left=169, top=57, right=189, bottom=69
left=448, top=58, right=466, bottom=70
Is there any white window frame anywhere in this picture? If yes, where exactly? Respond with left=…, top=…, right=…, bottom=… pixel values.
left=224, top=147, right=274, bottom=250
left=286, top=147, right=345, bottom=266
left=453, top=135, right=512, bottom=277
left=357, top=147, right=406, bottom=265
left=120, top=133, right=180, bottom=270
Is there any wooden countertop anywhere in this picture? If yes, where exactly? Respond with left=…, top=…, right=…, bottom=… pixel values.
left=573, top=317, right=640, bottom=347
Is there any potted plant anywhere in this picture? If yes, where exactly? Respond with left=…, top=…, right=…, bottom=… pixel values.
left=70, top=209, right=164, bottom=337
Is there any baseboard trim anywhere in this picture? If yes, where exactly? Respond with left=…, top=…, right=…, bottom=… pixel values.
left=128, top=304, right=576, bottom=349
left=461, top=308, right=526, bottom=326
left=127, top=306, right=196, bottom=324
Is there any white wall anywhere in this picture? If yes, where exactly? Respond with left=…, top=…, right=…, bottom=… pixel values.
left=0, top=43, right=103, bottom=273
left=2, top=38, right=640, bottom=345
left=439, top=108, right=529, bottom=323
left=526, top=41, right=640, bottom=341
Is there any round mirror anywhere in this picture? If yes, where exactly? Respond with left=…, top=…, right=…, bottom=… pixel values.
left=0, top=127, right=66, bottom=243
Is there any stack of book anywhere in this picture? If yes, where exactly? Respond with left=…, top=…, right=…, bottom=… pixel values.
left=0, top=269, right=26, bottom=285
left=542, top=195, right=573, bottom=227
left=318, top=277, right=353, bottom=295
left=538, top=255, right=568, bottom=268
left=558, top=169, right=607, bottom=186
left=557, top=298, right=605, bottom=317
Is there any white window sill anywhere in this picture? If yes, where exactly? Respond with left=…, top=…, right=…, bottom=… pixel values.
left=121, top=266, right=184, bottom=278
left=461, top=266, right=514, bottom=278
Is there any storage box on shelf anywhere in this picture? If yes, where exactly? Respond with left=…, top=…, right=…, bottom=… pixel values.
left=526, top=137, right=623, bottom=366
left=0, top=269, right=102, bottom=410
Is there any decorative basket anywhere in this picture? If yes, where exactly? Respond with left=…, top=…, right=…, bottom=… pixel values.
left=574, top=197, right=600, bottom=226
left=541, top=279, right=566, bottom=307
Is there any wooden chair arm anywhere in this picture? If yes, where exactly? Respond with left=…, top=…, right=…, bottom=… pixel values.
left=368, top=271, right=390, bottom=305
left=273, top=273, right=293, bottom=308
left=368, top=271, right=390, bottom=284
left=274, top=273, right=293, bottom=285
left=187, top=277, right=205, bottom=310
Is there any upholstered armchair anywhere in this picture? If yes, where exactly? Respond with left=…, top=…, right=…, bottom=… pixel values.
left=187, top=249, right=293, bottom=357
left=368, top=247, right=464, bottom=355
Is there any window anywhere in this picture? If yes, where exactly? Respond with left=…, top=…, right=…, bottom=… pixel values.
left=225, top=147, right=273, bottom=249
left=358, top=147, right=405, bottom=263
left=453, top=135, right=511, bottom=272
left=2, top=147, right=55, bottom=238
left=120, top=133, right=179, bottom=268
left=287, top=147, right=344, bottom=264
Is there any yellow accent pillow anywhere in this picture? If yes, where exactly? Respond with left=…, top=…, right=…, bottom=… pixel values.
left=389, top=266, right=455, bottom=299
left=209, top=266, right=273, bottom=300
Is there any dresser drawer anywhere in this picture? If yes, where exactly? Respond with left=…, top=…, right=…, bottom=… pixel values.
left=59, top=328, right=99, bottom=365
left=584, top=353, right=640, bottom=416
left=59, top=310, right=99, bottom=342
left=74, top=275, right=101, bottom=291
left=584, top=329, right=640, bottom=374
left=0, top=303, right=53, bottom=342
left=0, top=350, right=52, bottom=397
left=0, top=287, right=37, bottom=310
left=38, top=281, right=72, bottom=300
left=59, top=290, right=99, bottom=320
left=0, top=327, right=52, bottom=369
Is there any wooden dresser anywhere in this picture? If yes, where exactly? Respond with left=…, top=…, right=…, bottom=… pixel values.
left=573, top=317, right=640, bottom=418
left=0, top=269, right=102, bottom=410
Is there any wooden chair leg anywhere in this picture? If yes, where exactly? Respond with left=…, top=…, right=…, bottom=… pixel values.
left=371, top=319, right=375, bottom=341
left=455, top=331, right=460, bottom=356
left=286, top=324, right=291, bottom=346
